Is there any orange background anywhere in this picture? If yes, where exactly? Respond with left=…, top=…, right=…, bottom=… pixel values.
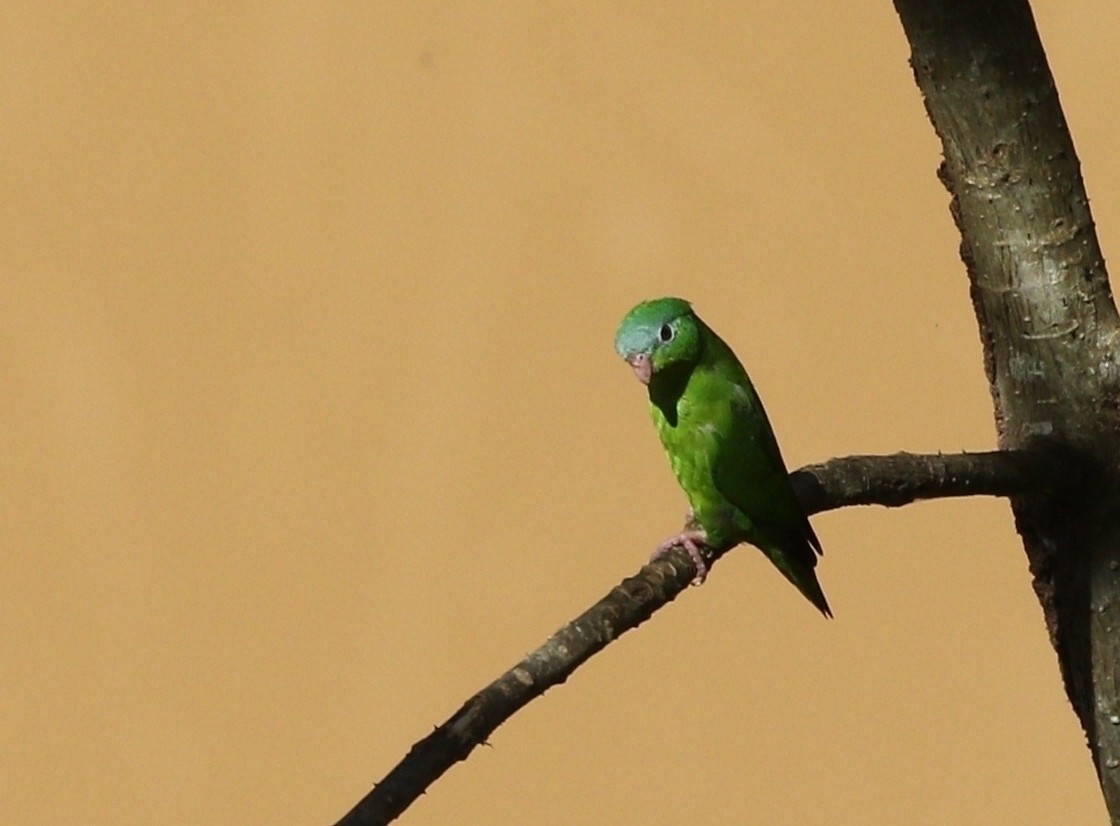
left=2, top=3, right=1115, bottom=824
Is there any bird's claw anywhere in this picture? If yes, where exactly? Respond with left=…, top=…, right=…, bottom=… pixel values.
left=651, top=529, right=709, bottom=586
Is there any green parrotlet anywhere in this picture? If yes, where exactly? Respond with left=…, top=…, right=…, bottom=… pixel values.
left=615, top=297, right=831, bottom=616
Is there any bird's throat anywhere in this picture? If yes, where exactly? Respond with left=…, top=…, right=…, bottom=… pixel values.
left=647, top=364, right=691, bottom=427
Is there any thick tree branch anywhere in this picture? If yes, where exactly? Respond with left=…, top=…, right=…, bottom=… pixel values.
left=892, top=1, right=1120, bottom=818
left=332, top=448, right=1065, bottom=826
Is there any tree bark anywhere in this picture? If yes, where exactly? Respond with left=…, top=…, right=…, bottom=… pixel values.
left=892, top=0, right=1120, bottom=818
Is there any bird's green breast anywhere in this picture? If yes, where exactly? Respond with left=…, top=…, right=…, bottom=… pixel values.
left=649, top=364, right=745, bottom=547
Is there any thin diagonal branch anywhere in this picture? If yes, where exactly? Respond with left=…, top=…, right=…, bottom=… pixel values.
left=332, top=447, right=1072, bottom=826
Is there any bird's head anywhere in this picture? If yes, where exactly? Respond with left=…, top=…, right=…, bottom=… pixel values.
left=614, top=297, right=703, bottom=385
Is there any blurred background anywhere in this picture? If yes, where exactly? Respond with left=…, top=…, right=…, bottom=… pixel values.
left=2, top=3, right=1115, bottom=824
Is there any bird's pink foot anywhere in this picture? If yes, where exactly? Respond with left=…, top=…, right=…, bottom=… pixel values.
left=651, top=529, right=710, bottom=586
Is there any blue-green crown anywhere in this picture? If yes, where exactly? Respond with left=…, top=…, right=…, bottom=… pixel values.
left=614, top=297, right=692, bottom=358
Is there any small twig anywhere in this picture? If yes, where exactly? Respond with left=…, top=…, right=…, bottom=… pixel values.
left=331, top=448, right=1064, bottom=826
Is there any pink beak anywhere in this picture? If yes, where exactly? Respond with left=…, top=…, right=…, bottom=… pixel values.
left=628, top=353, right=652, bottom=385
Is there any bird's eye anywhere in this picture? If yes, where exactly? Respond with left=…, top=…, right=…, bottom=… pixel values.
left=658, top=324, right=674, bottom=342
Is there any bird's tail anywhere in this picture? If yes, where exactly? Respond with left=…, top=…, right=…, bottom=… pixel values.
left=787, top=565, right=832, bottom=618
left=766, top=539, right=832, bottom=618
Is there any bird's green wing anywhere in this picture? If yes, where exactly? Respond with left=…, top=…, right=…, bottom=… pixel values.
left=705, top=373, right=816, bottom=544
left=698, top=356, right=830, bottom=614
